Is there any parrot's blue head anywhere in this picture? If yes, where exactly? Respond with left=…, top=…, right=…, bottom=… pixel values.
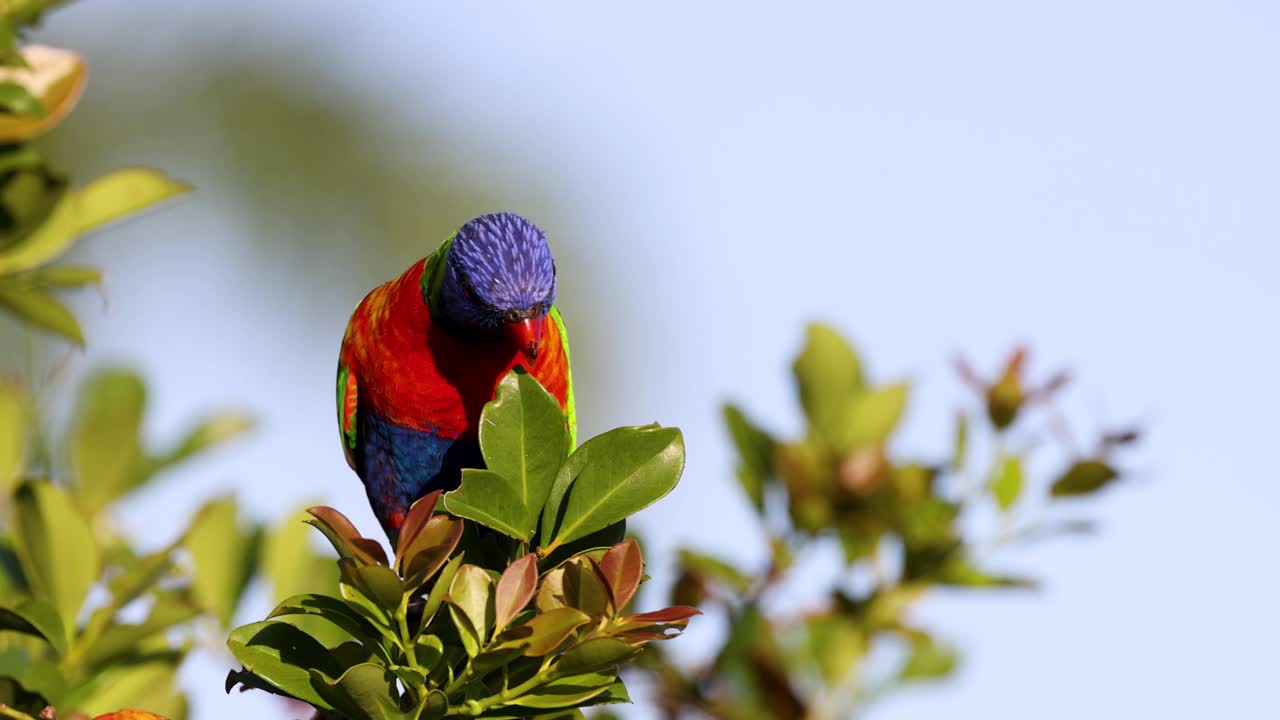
left=437, top=212, right=557, bottom=359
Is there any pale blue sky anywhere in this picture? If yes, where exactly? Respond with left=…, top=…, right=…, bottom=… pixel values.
left=8, top=1, right=1277, bottom=718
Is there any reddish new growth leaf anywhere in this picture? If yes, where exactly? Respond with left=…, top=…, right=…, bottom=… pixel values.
left=598, top=539, right=644, bottom=610
left=612, top=605, right=701, bottom=644
left=495, top=553, right=538, bottom=631
left=401, top=515, right=465, bottom=585
left=395, top=490, right=442, bottom=560
left=306, top=506, right=388, bottom=567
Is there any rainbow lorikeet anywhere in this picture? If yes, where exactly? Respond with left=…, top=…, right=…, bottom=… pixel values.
left=336, top=212, right=576, bottom=538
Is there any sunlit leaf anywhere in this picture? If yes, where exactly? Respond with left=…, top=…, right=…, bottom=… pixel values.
left=990, top=454, right=1024, bottom=511
left=722, top=403, right=774, bottom=510
left=543, top=425, right=684, bottom=550
left=0, top=598, right=66, bottom=656
left=598, top=540, right=644, bottom=611
left=68, top=369, right=146, bottom=514
left=555, top=638, right=638, bottom=675
left=309, top=663, right=405, bottom=720
left=495, top=553, right=538, bottom=632
left=186, top=496, right=261, bottom=627
left=447, top=564, right=494, bottom=655
left=0, top=379, right=28, bottom=493
left=226, top=621, right=339, bottom=710
left=793, top=323, right=864, bottom=446
left=29, top=264, right=102, bottom=286
left=898, top=635, right=957, bottom=682
left=13, top=479, right=100, bottom=625
left=1051, top=460, right=1119, bottom=497
left=0, top=282, right=83, bottom=344
left=838, top=383, right=909, bottom=450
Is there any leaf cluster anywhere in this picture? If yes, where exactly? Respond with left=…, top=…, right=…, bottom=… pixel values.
left=227, top=371, right=696, bottom=720
left=645, top=324, right=1139, bottom=719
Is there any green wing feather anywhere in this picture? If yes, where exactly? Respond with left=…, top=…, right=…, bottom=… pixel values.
left=336, top=355, right=359, bottom=470
left=549, top=306, right=577, bottom=449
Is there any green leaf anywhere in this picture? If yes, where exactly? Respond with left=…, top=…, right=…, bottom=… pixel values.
left=839, top=383, right=909, bottom=449
left=807, top=614, right=865, bottom=685
left=792, top=323, right=864, bottom=445
left=898, top=635, right=957, bottom=682
left=150, top=411, right=254, bottom=471
left=0, top=649, right=65, bottom=709
left=508, top=607, right=590, bottom=656
left=70, top=657, right=188, bottom=720
left=1051, top=460, right=1119, bottom=497
left=446, top=564, right=494, bottom=655
left=555, top=637, right=638, bottom=675
left=338, top=560, right=404, bottom=611
left=262, top=506, right=340, bottom=603
left=507, top=670, right=619, bottom=709
left=268, top=594, right=386, bottom=652
left=722, top=403, right=774, bottom=510
left=990, top=454, right=1024, bottom=511
left=0, top=168, right=192, bottom=274
left=226, top=621, right=340, bottom=710
left=28, top=264, right=101, bottom=286
left=494, top=553, right=538, bottom=632
left=543, top=425, right=685, bottom=550
left=0, top=82, right=44, bottom=117
left=310, top=663, right=406, bottom=720
left=419, top=553, right=464, bottom=634
left=442, top=372, right=567, bottom=542
left=68, top=368, right=146, bottom=515
left=306, top=506, right=388, bottom=567
left=0, top=598, right=67, bottom=656
left=0, top=282, right=83, bottom=344
left=81, top=591, right=200, bottom=669
left=12, top=479, right=100, bottom=624
left=0, top=379, right=28, bottom=493
left=677, top=549, right=750, bottom=593
left=186, top=496, right=262, bottom=627
left=951, top=412, right=968, bottom=472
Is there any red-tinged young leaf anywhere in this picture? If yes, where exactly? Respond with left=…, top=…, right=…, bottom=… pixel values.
left=538, top=557, right=612, bottom=619
left=495, top=553, right=538, bottom=632
left=337, top=560, right=403, bottom=610
left=621, top=606, right=701, bottom=625
left=306, top=506, right=387, bottom=567
left=519, top=607, right=591, bottom=656
left=394, top=491, right=441, bottom=562
left=401, top=515, right=464, bottom=586
left=598, top=540, right=644, bottom=611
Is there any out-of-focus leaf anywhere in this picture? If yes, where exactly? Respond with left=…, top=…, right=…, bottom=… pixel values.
left=0, top=598, right=66, bottom=656
left=839, top=383, right=909, bottom=450
left=0, top=379, right=28, bottom=492
left=0, top=281, right=83, bottom=344
left=82, top=591, right=200, bottom=669
left=69, top=368, right=146, bottom=515
left=951, top=411, right=968, bottom=472
left=808, top=614, right=865, bottom=685
left=262, top=506, right=339, bottom=603
left=149, top=411, right=254, bottom=471
left=0, top=82, right=43, bottom=117
left=447, top=564, right=494, bottom=656
left=74, top=657, right=187, bottom=720
left=186, top=496, right=262, bottom=627
left=305, top=506, right=388, bottom=567
left=542, top=425, right=684, bottom=550
left=1051, top=460, right=1119, bottom=497
left=990, top=454, right=1024, bottom=512
left=0, top=45, right=85, bottom=143
left=793, top=323, right=864, bottom=447
left=0, top=648, right=65, bottom=709
left=29, top=264, right=102, bottom=286
left=310, top=663, right=405, bottom=720
left=722, top=403, right=774, bottom=510
left=0, top=167, right=190, bottom=274
left=13, top=479, right=100, bottom=625
left=898, top=635, right=957, bottom=682
left=226, top=621, right=340, bottom=710
left=677, top=549, right=750, bottom=593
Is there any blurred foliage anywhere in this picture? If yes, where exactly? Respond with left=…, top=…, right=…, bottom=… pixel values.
left=637, top=324, right=1138, bottom=719
left=226, top=371, right=696, bottom=719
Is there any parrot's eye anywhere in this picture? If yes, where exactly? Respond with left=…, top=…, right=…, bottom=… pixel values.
left=503, top=309, right=520, bottom=324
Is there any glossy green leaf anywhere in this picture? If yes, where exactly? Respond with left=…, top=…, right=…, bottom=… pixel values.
left=839, top=383, right=909, bottom=450
left=0, top=282, right=83, bottom=344
left=0, top=168, right=191, bottom=275
left=419, top=553, right=464, bottom=634
left=268, top=594, right=386, bottom=652
left=446, top=564, right=494, bottom=654
left=555, top=637, right=638, bottom=675
left=508, top=670, right=620, bottom=709
left=310, top=663, right=405, bottom=720
left=68, top=368, right=146, bottom=515
left=442, top=372, right=567, bottom=542
left=543, top=425, right=685, bottom=550
left=793, top=323, right=864, bottom=445
left=12, top=479, right=100, bottom=624
left=226, top=621, right=339, bottom=710
left=0, top=379, right=28, bottom=493
left=339, top=560, right=403, bottom=611
left=722, top=403, right=773, bottom=510
left=186, top=496, right=261, bottom=627
left=990, top=454, right=1025, bottom=511
left=0, top=598, right=67, bottom=656
left=1051, top=460, right=1120, bottom=497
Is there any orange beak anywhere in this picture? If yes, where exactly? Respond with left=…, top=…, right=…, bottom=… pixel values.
left=507, top=317, right=543, bottom=361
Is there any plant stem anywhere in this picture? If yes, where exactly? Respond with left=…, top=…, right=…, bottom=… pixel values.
left=0, top=705, right=37, bottom=720
left=448, top=656, right=555, bottom=716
